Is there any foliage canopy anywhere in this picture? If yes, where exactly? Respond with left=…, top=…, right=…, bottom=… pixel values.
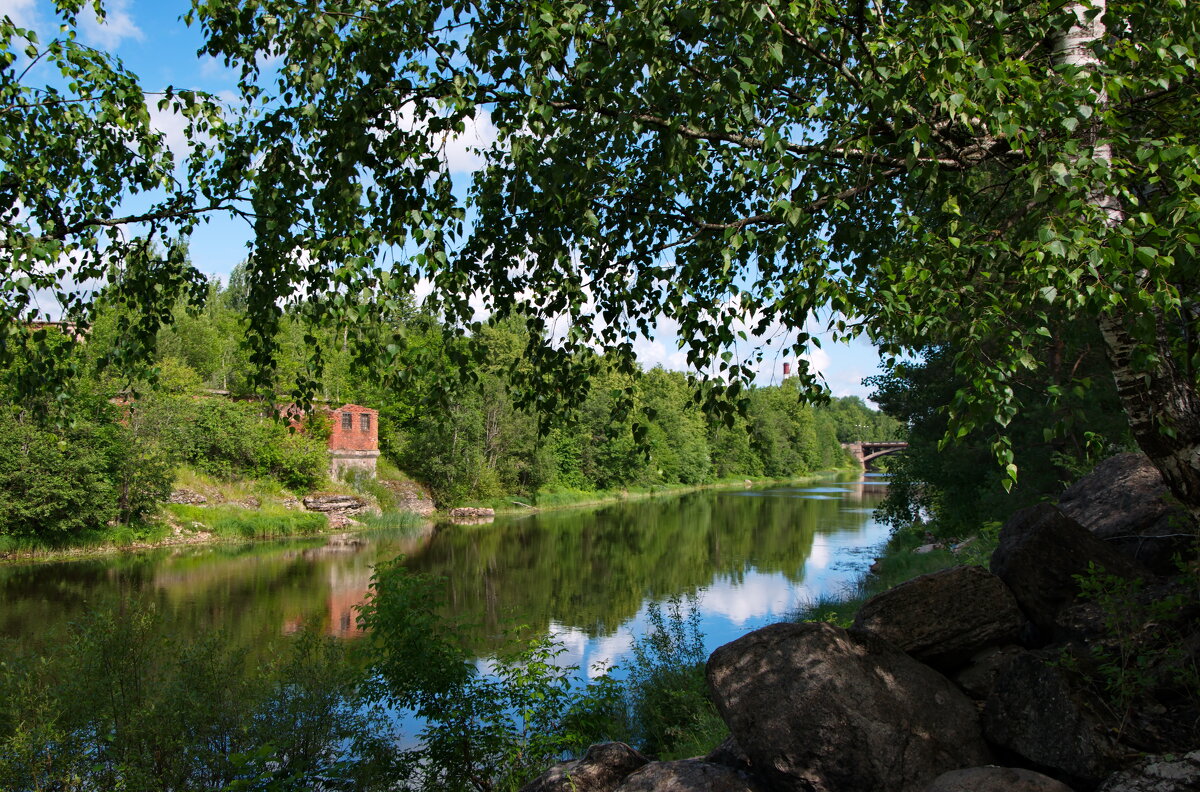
left=5, top=0, right=1200, bottom=506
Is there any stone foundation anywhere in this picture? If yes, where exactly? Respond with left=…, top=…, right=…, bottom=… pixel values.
left=331, top=449, right=380, bottom=480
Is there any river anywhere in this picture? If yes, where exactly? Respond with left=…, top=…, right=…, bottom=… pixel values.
left=0, top=475, right=889, bottom=674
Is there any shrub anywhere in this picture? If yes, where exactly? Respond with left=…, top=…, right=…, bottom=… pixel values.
left=140, top=396, right=328, bottom=491
left=0, top=411, right=118, bottom=538
left=619, top=597, right=725, bottom=758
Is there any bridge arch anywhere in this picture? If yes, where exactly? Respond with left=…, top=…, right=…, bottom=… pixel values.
left=842, top=441, right=908, bottom=469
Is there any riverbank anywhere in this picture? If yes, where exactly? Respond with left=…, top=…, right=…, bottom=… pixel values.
left=791, top=520, right=999, bottom=626
left=0, top=468, right=861, bottom=564
left=462, top=469, right=860, bottom=517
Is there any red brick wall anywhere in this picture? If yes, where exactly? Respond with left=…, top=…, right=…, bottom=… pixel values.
left=326, top=404, right=379, bottom=452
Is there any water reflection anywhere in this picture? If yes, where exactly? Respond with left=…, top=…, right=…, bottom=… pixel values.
left=0, top=475, right=890, bottom=668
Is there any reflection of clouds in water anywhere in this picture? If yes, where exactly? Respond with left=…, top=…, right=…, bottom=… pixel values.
left=585, top=630, right=635, bottom=678
left=697, top=573, right=799, bottom=626
left=541, top=621, right=637, bottom=678
left=547, top=621, right=590, bottom=667
left=807, top=541, right=831, bottom=570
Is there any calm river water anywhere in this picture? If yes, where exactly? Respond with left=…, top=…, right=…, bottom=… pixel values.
left=0, top=475, right=889, bottom=674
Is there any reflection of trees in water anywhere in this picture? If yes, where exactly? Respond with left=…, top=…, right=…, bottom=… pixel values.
left=0, top=487, right=882, bottom=659
left=0, top=531, right=433, bottom=655
left=401, top=485, right=885, bottom=652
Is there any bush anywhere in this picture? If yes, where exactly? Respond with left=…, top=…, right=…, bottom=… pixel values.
left=619, top=597, right=726, bottom=758
left=141, top=396, right=329, bottom=491
left=0, top=404, right=170, bottom=540
left=0, top=411, right=118, bottom=538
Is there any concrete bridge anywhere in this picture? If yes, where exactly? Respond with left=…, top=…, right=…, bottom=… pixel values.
left=843, top=441, right=908, bottom=469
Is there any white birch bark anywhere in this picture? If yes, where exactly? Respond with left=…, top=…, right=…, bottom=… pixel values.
left=1057, top=0, right=1200, bottom=519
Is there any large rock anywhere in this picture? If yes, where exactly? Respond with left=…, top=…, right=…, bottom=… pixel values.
left=704, top=735, right=752, bottom=774
left=951, top=645, right=1025, bottom=700
left=706, top=622, right=991, bottom=792
left=982, top=652, right=1121, bottom=787
left=990, top=504, right=1147, bottom=631
left=520, top=742, right=649, bottom=792
left=448, top=506, right=495, bottom=524
left=168, top=488, right=208, bottom=505
left=1097, top=751, right=1200, bottom=792
left=613, top=760, right=765, bottom=792
left=925, top=766, right=1076, bottom=792
left=1058, top=453, right=1197, bottom=574
left=852, top=565, right=1025, bottom=670
left=302, top=494, right=368, bottom=512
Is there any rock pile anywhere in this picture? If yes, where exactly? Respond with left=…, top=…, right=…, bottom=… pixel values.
left=448, top=506, right=495, bottom=524
left=302, top=493, right=376, bottom=528
left=519, top=453, right=1199, bottom=792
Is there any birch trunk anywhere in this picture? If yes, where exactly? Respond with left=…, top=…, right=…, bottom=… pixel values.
left=1058, top=0, right=1200, bottom=519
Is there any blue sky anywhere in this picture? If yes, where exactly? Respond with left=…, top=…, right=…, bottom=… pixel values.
left=4, top=0, right=888, bottom=401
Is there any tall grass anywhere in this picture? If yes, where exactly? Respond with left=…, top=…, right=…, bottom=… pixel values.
left=359, top=510, right=426, bottom=533
left=0, top=520, right=174, bottom=558
left=165, top=504, right=327, bottom=539
left=172, top=466, right=291, bottom=501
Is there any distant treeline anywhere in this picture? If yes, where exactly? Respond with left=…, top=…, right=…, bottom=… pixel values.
left=0, top=264, right=900, bottom=539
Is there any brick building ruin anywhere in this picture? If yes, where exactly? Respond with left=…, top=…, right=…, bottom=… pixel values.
left=324, top=404, right=380, bottom=479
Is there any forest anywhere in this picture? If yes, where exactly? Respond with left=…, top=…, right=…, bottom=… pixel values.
left=0, top=262, right=902, bottom=543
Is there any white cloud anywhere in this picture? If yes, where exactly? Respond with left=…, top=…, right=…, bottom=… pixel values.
left=443, top=110, right=498, bottom=173
left=79, top=0, right=143, bottom=49
left=148, top=99, right=190, bottom=159
left=386, top=104, right=498, bottom=175
left=0, top=0, right=36, bottom=27
left=199, top=55, right=232, bottom=81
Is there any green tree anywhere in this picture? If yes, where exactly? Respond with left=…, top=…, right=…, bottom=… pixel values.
left=185, top=0, right=1200, bottom=517
left=1, top=10, right=225, bottom=392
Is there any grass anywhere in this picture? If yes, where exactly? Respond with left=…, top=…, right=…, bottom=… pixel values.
left=172, top=466, right=293, bottom=501
left=791, top=522, right=998, bottom=627
left=359, top=510, right=427, bottom=532
left=0, top=519, right=174, bottom=558
left=164, top=504, right=327, bottom=539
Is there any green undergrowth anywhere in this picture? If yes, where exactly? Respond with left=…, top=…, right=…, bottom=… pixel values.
left=793, top=521, right=1001, bottom=628
left=165, top=504, right=328, bottom=538
left=0, top=519, right=173, bottom=558
left=358, top=510, right=428, bottom=532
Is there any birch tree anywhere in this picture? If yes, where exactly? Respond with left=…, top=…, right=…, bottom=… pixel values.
left=189, top=0, right=1200, bottom=510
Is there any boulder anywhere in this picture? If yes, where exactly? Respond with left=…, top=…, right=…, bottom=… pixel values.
left=302, top=494, right=367, bottom=512
left=990, top=504, right=1147, bottom=631
left=381, top=478, right=437, bottom=517
left=951, top=645, right=1025, bottom=700
left=982, top=652, right=1121, bottom=786
left=448, top=506, right=496, bottom=524
left=1096, top=751, right=1200, bottom=792
left=1058, top=452, right=1197, bottom=574
left=704, top=735, right=752, bottom=774
left=520, top=742, right=649, bottom=792
left=925, top=766, right=1076, bottom=792
left=613, top=760, right=765, bottom=792
left=706, top=621, right=991, bottom=792
left=852, top=565, right=1025, bottom=670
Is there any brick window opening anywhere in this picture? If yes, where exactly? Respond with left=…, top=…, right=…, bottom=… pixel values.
left=360, top=414, right=371, bottom=432
left=342, top=412, right=353, bottom=431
